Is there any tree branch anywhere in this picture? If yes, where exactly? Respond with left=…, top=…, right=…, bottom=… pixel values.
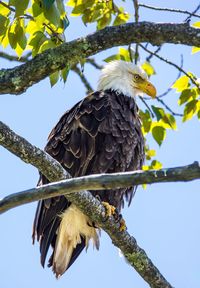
left=0, top=121, right=68, bottom=182
left=0, top=119, right=174, bottom=288
left=1, top=22, right=200, bottom=95
left=0, top=51, right=32, bottom=62
left=1, top=161, right=200, bottom=214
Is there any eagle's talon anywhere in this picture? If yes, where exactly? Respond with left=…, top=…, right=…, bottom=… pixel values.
left=119, top=218, right=127, bottom=231
left=102, top=201, right=116, bottom=218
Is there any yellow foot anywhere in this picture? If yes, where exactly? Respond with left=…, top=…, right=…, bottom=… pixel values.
left=102, top=201, right=116, bottom=217
left=119, top=218, right=127, bottom=232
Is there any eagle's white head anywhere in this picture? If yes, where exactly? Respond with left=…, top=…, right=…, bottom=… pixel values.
left=97, top=60, right=156, bottom=98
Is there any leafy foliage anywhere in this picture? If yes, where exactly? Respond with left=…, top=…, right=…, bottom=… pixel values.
left=172, top=75, right=200, bottom=122
left=67, top=0, right=130, bottom=29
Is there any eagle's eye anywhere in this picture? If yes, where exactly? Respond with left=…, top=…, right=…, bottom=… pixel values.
left=134, top=74, right=140, bottom=81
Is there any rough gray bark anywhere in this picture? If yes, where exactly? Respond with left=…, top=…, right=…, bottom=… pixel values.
left=0, top=119, right=174, bottom=288
left=0, top=121, right=68, bottom=181
left=0, top=22, right=200, bottom=95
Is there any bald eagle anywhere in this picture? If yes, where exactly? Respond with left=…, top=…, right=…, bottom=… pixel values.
left=32, top=60, right=156, bottom=277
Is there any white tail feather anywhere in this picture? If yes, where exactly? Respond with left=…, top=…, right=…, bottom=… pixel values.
left=53, top=205, right=99, bottom=277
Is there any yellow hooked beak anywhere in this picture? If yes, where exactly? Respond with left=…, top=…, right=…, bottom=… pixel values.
left=137, top=80, right=157, bottom=98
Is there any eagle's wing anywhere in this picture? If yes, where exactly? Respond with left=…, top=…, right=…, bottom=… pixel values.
left=33, top=90, right=144, bottom=275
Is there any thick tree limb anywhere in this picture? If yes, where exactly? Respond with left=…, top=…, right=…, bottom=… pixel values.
left=0, top=120, right=174, bottom=287
left=1, top=22, right=200, bottom=95
left=0, top=121, right=68, bottom=182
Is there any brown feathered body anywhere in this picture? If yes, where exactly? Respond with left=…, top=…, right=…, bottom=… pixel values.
left=32, top=89, right=145, bottom=277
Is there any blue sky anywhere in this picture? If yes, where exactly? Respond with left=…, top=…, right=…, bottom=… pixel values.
left=0, top=1, right=200, bottom=287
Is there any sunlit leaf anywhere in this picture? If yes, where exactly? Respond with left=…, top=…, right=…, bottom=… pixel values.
left=146, top=149, right=156, bottom=160
left=192, top=46, right=200, bottom=54
left=142, top=61, right=156, bottom=77
left=113, top=11, right=130, bottom=26
left=150, top=160, right=162, bottom=170
left=192, top=21, right=200, bottom=28
left=172, top=75, right=189, bottom=92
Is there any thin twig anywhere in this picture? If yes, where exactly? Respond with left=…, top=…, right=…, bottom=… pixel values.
left=139, top=3, right=200, bottom=19
left=43, top=23, right=64, bottom=43
left=157, top=54, right=183, bottom=99
left=139, top=96, right=155, bottom=118
left=0, top=51, right=31, bottom=63
left=185, top=3, right=200, bottom=22
left=146, top=46, right=162, bottom=63
left=133, top=0, right=139, bottom=64
left=139, top=44, right=200, bottom=89
left=86, top=58, right=103, bottom=70
left=156, top=97, right=183, bottom=117
left=72, top=65, right=93, bottom=93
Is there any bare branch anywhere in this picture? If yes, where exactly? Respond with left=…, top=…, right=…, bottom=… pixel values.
left=1, top=22, right=200, bottom=95
left=156, top=97, right=183, bottom=117
left=0, top=119, right=175, bottom=288
left=133, top=0, right=139, bottom=64
left=139, top=44, right=199, bottom=89
left=71, top=65, right=93, bottom=93
left=0, top=51, right=32, bottom=63
left=139, top=3, right=200, bottom=19
left=86, top=58, right=103, bottom=70
left=157, top=54, right=183, bottom=99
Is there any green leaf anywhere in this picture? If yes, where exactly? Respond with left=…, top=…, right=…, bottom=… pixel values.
left=43, top=0, right=56, bottom=9
left=178, top=88, right=197, bottom=105
left=150, top=160, right=162, bottom=170
left=152, top=126, right=166, bottom=146
left=119, top=47, right=130, bottom=62
left=151, top=106, right=165, bottom=121
left=0, top=14, right=9, bottom=36
left=161, top=114, right=177, bottom=130
left=14, top=0, right=29, bottom=17
left=183, top=99, right=199, bottom=122
left=44, top=4, right=60, bottom=27
left=142, top=61, right=156, bottom=77
left=104, top=54, right=121, bottom=62
left=61, top=66, right=69, bottom=83
left=8, top=22, right=17, bottom=49
left=197, top=109, right=200, bottom=120
left=172, top=75, right=189, bottom=92
left=113, top=11, right=130, bottom=26
left=49, top=70, right=60, bottom=87
left=71, top=4, right=85, bottom=16
left=139, top=110, right=152, bottom=134
left=97, top=12, right=112, bottom=30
